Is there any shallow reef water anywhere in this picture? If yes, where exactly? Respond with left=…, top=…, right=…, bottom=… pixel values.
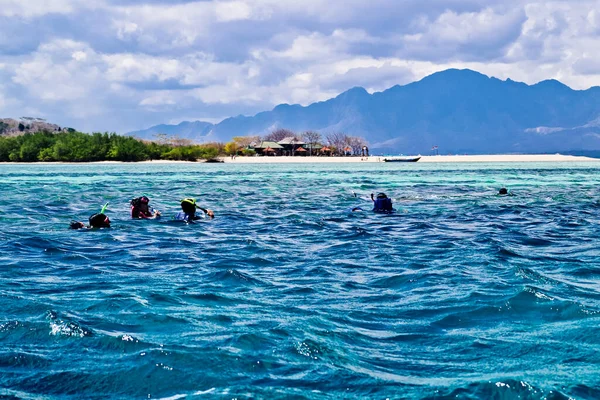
left=0, top=162, right=599, bottom=399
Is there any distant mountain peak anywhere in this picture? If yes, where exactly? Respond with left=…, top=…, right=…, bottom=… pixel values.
left=126, top=68, right=600, bottom=153
left=273, top=103, right=302, bottom=112
left=424, top=68, right=490, bottom=81
left=126, top=119, right=214, bottom=141
left=341, top=86, right=368, bottom=95
left=533, top=79, right=572, bottom=91
left=335, top=86, right=369, bottom=102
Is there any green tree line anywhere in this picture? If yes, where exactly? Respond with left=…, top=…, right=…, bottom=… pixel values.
left=0, top=131, right=221, bottom=162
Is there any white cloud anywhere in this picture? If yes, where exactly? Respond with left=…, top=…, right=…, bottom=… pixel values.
left=573, top=56, right=600, bottom=75
left=3, top=0, right=600, bottom=133
left=114, top=20, right=139, bottom=40
left=72, top=51, right=88, bottom=61
left=214, top=1, right=253, bottom=22
left=401, top=7, right=527, bottom=61
left=139, top=93, right=177, bottom=106
left=11, top=40, right=101, bottom=101
left=103, top=53, right=184, bottom=83
left=275, top=33, right=340, bottom=61
left=0, top=0, right=77, bottom=17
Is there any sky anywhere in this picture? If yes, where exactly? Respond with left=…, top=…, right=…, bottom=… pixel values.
left=1, top=0, right=600, bottom=133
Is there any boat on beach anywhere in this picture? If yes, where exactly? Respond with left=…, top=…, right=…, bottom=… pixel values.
left=383, top=156, right=421, bottom=162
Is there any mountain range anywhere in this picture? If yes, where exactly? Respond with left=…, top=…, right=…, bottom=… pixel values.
left=126, top=69, right=600, bottom=154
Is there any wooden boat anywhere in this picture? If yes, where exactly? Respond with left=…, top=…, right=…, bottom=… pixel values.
left=383, top=156, right=421, bottom=162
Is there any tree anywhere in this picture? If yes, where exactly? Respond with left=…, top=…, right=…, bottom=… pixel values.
left=0, top=137, right=19, bottom=161
left=264, top=128, right=295, bottom=142
left=302, top=131, right=322, bottom=156
left=347, top=136, right=367, bottom=156
left=169, top=136, right=193, bottom=147
left=18, top=123, right=25, bottom=132
left=224, top=141, right=238, bottom=155
left=233, top=135, right=260, bottom=149
left=107, top=136, right=148, bottom=161
left=325, top=132, right=347, bottom=155
left=146, top=141, right=170, bottom=160
left=153, top=133, right=169, bottom=145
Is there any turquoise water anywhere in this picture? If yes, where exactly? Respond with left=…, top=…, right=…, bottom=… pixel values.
left=1, top=162, right=600, bottom=399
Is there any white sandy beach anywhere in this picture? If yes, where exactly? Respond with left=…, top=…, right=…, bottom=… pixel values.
left=218, top=154, right=600, bottom=163
left=1, top=154, right=598, bottom=165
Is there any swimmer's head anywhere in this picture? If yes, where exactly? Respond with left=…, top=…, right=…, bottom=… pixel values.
left=89, top=213, right=111, bottom=228
left=376, top=193, right=388, bottom=199
left=181, top=198, right=197, bottom=214
left=139, top=196, right=150, bottom=211
left=131, top=196, right=149, bottom=206
left=498, top=188, right=508, bottom=195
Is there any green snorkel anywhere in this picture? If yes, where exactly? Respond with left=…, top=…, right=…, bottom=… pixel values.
left=100, top=202, right=109, bottom=214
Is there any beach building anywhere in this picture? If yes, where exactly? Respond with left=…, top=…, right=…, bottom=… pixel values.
left=308, top=143, right=323, bottom=155
left=252, top=141, right=284, bottom=156
left=277, top=136, right=306, bottom=156
left=249, top=138, right=329, bottom=156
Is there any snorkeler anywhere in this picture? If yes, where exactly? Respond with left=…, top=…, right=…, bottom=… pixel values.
left=498, top=188, right=515, bottom=196
left=70, top=203, right=111, bottom=229
left=130, top=196, right=161, bottom=219
left=371, top=192, right=395, bottom=213
left=175, top=198, right=214, bottom=222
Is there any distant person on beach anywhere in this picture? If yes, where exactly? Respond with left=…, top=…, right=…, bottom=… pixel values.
left=175, top=198, right=214, bottom=222
left=371, top=193, right=394, bottom=213
left=70, top=213, right=111, bottom=229
left=130, top=196, right=161, bottom=219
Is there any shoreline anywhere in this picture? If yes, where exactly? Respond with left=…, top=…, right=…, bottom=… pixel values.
left=0, top=154, right=599, bottom=164
left=218, top=154, right=600, bottom=163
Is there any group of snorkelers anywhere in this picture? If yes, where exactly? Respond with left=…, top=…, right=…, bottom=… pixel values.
left=70, top=197, right=214, bottom=229
left=71, top=192, right=394, bottom=229
left=70, top=187, right=511, bottom=229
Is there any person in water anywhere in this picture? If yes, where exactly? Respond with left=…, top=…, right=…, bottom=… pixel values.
left=176, top=198, right=214, bottom=222
left=130, top=196, right=161, bottom=219
left=371, top=192, right=394, bottom=213
left=70, top=213, right=111, bottom=229
left=498, top=188, right=514, bottom=196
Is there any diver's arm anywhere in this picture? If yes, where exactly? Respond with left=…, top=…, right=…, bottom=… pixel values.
left=70, top=221, right=86, bottom=229
left=140, top=210, right=153, bottom=219
left=196, top=206, right=215, bottom=219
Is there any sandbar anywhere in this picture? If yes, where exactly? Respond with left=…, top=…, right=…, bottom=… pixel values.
left=219, top=154, right=599, bottom=163
left=1, top=154, right=598, bottom=165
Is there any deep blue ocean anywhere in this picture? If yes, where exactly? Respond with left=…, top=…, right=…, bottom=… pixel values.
left=1, top=162, right=600, bottom=399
